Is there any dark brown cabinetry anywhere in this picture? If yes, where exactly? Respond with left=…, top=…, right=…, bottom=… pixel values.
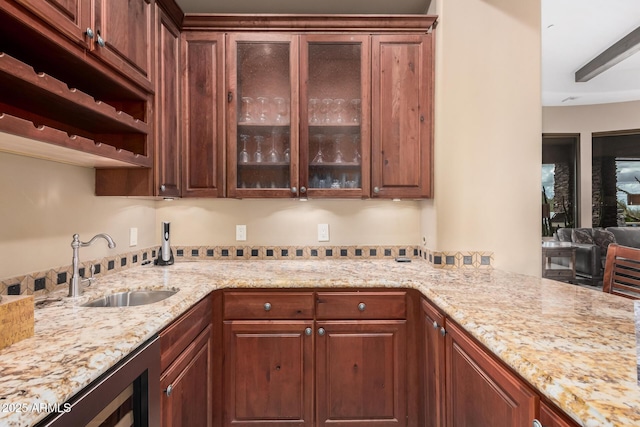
left=181, top=31, right=225, bottom=197
left=372, top=34, right=434, bottom=199
left=421, top=299, right=445, bottom=427
left=539, top=401, right=580, bottom=427
left=159, top=296, right=213, bottom=427
left=222, top=290, right=410, bottom=427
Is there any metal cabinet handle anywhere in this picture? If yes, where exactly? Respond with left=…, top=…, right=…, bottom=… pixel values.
left=97, top=34, right=105, bottom=48
left=86, top=28, right=94, bottom=39
left=373, top=187, right=380, bottom=194
left=432, top=320, right=439, bottom=329
left=165, top=384, right=173, bottom=397
left=264, top=302, right=272, bottom=311
left=357, top=302, right=366, bottom=311
left=420, top=115, right=425, bottom=122
left=440, top=327, right=446, bottom=337
left=318, top=327, right=325, bottom=336
left=300, top=186, right=307, bottom=194
left=228, top=92, right=233, bottom=103
left=305, top=327, right=312, bottom=336
left=291, top=187, right=297, bottom=194
left=532, top=420, right=543, bottom=427
left=160, top=184, right=166, bottom=192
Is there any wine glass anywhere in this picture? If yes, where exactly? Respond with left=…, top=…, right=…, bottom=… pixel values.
left=267, top=130, right=280, bottom=163
left=238, top=134, right=250, bottom=163
left=253, top=135, right=264, bottom=163
left=257, top=97, right=269, bottom=123
left=308, top=98, right=320, bottom=124
left=333, top=98, right=346, bottom=124
left=351, top=134, right=361, bottom=163
left=274, top=97, right=288, bottom=124
left=240, top=97, right=253, bottom=123
left=350, top=98, right=361, bottom=124
left=321, top=98, right=333, bottom=124
left=312, top=134, right=325, bottom=164
left=334, top=134, right=345, bottom=163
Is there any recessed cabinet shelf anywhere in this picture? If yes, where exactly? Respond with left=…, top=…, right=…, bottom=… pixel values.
left=0, top=51, right=150, bottom=166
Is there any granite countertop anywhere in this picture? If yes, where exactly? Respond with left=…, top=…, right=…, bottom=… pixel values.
left=0, top=260, right=638, bottom=426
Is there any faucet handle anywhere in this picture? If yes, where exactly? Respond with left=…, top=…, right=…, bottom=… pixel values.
left=82, top=264, right=96, bottom=286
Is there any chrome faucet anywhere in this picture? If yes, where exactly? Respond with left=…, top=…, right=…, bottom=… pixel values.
left=69, top=233, right=116, bottom=297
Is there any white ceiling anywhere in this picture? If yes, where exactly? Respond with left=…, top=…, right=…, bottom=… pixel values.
left=175, top=0, right=640, bottom=107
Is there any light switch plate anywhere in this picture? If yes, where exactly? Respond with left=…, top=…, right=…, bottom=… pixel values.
left=236, top=225, right=247, bottom=241
left=129, top=227, right=138, bottom=247
left=318, top=224, right=329, bottom=242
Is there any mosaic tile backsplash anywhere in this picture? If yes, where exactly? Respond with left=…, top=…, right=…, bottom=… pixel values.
left=0, top=245, right=493, bottom=296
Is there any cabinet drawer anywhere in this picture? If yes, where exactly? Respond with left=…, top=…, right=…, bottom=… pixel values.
left=160, top=296, right=212, bottom=372
left=224, top=291, right=315, bottom=320
left=316, top=291, right=406, bottom=319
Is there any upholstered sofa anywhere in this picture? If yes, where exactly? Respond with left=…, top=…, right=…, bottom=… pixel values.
left=553, top=227, right=640, bottom=285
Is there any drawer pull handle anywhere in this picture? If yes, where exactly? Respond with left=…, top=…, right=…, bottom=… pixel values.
left=432, top=320, right=439, bottom=329
left=318, top=327, right=325, bottom=336
left=440, top=327, right=446, bottom=337
left=264, top=302, right=272, bottom=311
left=357, top=302, right=366, bottom=311
left=165, top=384, right=173, bottom=397
left=532, top=420, right=543, bottom=427
left=305, top=327, right=312, bottom=336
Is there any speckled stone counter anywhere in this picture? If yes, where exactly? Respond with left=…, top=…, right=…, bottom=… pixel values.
left=0, top=260, right=638, bottom=426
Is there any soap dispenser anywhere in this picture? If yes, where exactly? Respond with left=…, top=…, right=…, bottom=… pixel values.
left=155, top=222, right=174, bottom=266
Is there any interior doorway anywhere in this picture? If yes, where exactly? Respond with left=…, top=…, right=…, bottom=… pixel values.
left=542, top=134, right=579, bottom=236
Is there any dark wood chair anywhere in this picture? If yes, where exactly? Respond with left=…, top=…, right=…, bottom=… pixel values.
left=602, top=243, right=640, bottom=299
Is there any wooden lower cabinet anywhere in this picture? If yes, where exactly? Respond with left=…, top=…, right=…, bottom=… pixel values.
left=223, top=320, right=314, bottom=427
left=316, top=320, right=407, bottom=427
left=421, top=299, right=446, bottom=427
left=160, top=325, right=213, bottom=427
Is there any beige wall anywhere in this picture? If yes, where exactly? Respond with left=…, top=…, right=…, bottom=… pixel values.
left=542, top=101, right=640, bottom=227
left=156, top=199, right=420, bottom=246
left=422, top=0, right=542, bottom=275
left=0, top=152, right=156, bottom=279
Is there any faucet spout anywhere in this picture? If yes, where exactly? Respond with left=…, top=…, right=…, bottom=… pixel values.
left=69, top=233, right=116, bottom=297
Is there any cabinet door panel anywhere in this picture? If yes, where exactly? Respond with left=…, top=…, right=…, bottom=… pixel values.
left=540, top=401, right=580, bottom=427
left=94, top=0, right=153, bottom=89
left=224, top=320, right=313, bottom=427
left=161, top=325, right=213, bottom=427
left=155, top=8, right=180, bottom=197
left=181, top=32, right=225, bottom=197
left=14, top=0, right=90, bottom=46
left=372, top=34, right=433, bottom=198
left=316, top=320, right=407, bottom=427
left=445, top=321, right=537, bottom=427
left=422, top=299, right=445, bottom=427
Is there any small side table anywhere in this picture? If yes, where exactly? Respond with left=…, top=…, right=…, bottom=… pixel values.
left=542, top=241, right=576, bottom=282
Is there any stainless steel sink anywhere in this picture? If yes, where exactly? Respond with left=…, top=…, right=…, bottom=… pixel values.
left=82, top=289, right=178, bottom=307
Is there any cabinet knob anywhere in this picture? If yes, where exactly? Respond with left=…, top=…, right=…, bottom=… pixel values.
left=432, top=320, right=439, bottom=330
left=228, top=92, right=233, bottom=103
left=532, top=420, right=543, bottom=427
left=264, top=302, right=272, bottom=311
left=86, top=28, right=94, bottom=39
left=305, top=327, right=312, bottom=336
left=165, top=384, right=173, bottom=397
left=373, top=187, right=380, bottom=194
left=357, top=302, right=366, bottom=311
left=160, top=184, right=166, bottom=192
left=420, top=115, right=425, bottom=122
left=318, top=327, right=325, bottom=336
left=300, top=186, right=307, bottom=194
left=291, top=186, right=297, bottom=194
left=96, top=34, right=105, bottom=48
left=440, top=327, right=446, bottom=337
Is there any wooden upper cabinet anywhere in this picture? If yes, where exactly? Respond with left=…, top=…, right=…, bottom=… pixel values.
left=181, top=31, right=225, bottom=197
left=372, top=34, right=434, bottom=199
left=12, top=0, right=92, bottom=47
left=155, top=5, right=180, bottom=197
left=226, top=33, right=300, bottom=198
left=93, top=0, right=154, bottom=90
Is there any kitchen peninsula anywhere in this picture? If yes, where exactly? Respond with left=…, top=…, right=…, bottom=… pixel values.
left=0, top=259, right=637, bottom=427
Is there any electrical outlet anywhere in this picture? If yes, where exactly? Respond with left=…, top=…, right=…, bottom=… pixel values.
left=236, top=225, right=247, bottom=241
left=318, top=224, right=330, bottom=242
left=129, top=227, right=138, bottom=247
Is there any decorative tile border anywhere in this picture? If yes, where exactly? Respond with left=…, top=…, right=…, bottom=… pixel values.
left=0, top=245, right=493, bottom=296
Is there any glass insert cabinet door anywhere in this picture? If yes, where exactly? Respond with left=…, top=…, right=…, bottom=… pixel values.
left=300, top=35, right=370, bottom=198
left=227, top=34, right=299, bottom=198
